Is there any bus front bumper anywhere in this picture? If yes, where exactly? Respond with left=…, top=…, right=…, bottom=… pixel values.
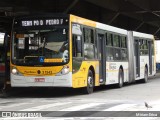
left=11, top=72, right=72, bottom=87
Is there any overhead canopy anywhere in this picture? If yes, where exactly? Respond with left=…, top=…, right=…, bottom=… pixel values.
left=0, top=0, right=160, bottom=39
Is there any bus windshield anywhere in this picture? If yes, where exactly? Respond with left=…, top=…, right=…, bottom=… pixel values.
left=12, top=28, right=69, bottom=65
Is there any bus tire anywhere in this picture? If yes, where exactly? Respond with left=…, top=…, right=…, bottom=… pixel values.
left=142, top=67, right=148, bottom=83
left=83, top=70, right=94, bottom=94
left=117, top=69, right=123, bottom=88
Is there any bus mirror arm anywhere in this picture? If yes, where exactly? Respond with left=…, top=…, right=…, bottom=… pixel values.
left=4, top=33, right=8, bottom=49
left=4, top=33, right=10, bottom=84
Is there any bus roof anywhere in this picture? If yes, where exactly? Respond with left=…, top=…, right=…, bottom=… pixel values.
left=96, top=23, right=127, bottom=35
left=70, top=14, right=154, bottom=37
left=133, top=31, right=154, bottom=39
left=70, top=14, right=127, bottom=35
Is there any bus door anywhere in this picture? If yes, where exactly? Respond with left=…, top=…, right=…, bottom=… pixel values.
left=97, top=31, right=106, bottom=83
left=148, top=41, right=152, bottom=75
left=135, top=40, right=140, bottom=77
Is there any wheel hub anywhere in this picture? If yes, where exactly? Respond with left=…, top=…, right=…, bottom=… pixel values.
left=88, top=76, right=93, bottom=87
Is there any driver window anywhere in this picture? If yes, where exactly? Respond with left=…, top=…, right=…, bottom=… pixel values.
left=72, top=23, right=83, bottom=57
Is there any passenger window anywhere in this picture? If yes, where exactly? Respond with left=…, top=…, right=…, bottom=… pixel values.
left=83, top=28, right=95, bottom=59
left=106, top=33, right=113, bottom=46
left=121, top=36, right=127, bottom=48
left=113, top=34, right=120, bottom=47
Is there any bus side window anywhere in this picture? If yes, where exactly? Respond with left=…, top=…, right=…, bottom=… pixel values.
left=72, top=23, right=83, bottom=58
left=121, top=36, right=128, bottom=60
left=83, top=28, right=95, bottom=60
left=72, top=35, right=82, bottom=57
left=106, top=33, right=114, bottom=61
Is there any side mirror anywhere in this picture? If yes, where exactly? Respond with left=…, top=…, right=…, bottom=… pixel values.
left=4, top=33, right=9, bottom=60
left=0, top=33, right=5, bottom=45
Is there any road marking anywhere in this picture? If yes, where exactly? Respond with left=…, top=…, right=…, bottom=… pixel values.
left=20, top=102, right=71, bottom=111
left=103, top=104, right=136, bottom=111
left=0, top=103, right=31, bottom=110
left=60, top=103, right=105, bottom=111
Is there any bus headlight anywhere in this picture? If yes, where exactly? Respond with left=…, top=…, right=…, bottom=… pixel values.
left=12, top=68, right=17, bottom=74
left=11, top=67, right=23, bottom=76
left=56, top=66, right=70, bottom=76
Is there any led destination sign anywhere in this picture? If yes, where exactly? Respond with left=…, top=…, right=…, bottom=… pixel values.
left=22, top=19, right=65, bottom=26
left=15, top=18, right=69, bottom=27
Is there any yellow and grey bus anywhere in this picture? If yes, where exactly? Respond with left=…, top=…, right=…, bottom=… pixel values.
left=9, top=14, right=156, bottom=94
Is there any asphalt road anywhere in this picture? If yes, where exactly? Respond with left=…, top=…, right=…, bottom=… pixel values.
left=0, top=73, right=160, bottom=119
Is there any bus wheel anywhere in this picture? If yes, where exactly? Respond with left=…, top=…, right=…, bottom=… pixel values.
left=117, top=69, right=123, bottom=88
left=142, top=67, right=148, bottom=83
left=83, top=70, right=94, bottom=94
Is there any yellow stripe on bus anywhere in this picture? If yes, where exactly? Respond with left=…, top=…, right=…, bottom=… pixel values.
left=44, top=59, right=63, bottom=62
left=70, top=14, right=96, bottom=27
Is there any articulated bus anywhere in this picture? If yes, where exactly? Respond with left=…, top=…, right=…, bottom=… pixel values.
left=9, top=14, right=156, bottom=94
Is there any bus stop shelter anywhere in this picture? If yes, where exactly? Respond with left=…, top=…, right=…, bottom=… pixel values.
left=0, top=0, right=160, bottom=39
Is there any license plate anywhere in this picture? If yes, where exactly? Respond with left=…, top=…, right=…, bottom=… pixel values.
left=35, top=78, right=45, bottom=82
